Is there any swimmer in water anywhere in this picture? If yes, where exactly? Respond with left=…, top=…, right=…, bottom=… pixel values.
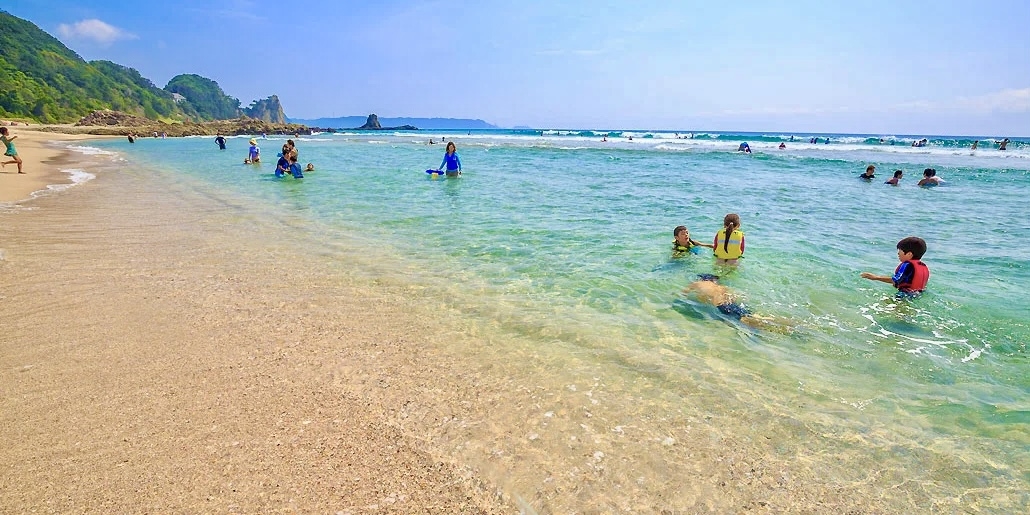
left=671, top=225, right=715, bottom=258
left=682, top=274, right=793, bottom=332
left=860, top=165, right=876, bottom=180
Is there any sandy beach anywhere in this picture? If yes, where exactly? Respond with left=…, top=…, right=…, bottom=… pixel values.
left=3, top=132, right=1019, bottom=513
left=0, top=128, right=109, bottom=203
left=0, top=134, right=513, bottom=513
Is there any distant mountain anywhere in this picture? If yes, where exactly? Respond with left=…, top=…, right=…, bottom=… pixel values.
left=0, top=9, right=286, bottom=124
left=291, top=116, right=497, bottom=129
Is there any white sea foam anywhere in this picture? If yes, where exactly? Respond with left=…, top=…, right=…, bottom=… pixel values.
left=66, top=145, right=115, bottom=156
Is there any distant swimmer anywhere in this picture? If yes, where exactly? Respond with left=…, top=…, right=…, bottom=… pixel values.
left=885, top=169, right=903, bottom=185
left=790, top=135, right=794, bottom=142
left=215, top=134, right=226, bottom=150
left=917, top=168, right=943, bottom=186
left=824, top=137, right=829, bottom=144
left=602, top=135, right=608, bottom=142
left=305, top=163, right=315, bottom=172
left=860, top=164, right=876, bottom=180
left=996, top=138, right=1009, bottom=150
left=912, top=138, right=928, bottom=148
left=778, top=142, right=786, bottom=149
left=127, top=133, right=135, bottom=143
left=971, top=140, right=979, bottom=150
left=737, top=142, right=751, bottom=154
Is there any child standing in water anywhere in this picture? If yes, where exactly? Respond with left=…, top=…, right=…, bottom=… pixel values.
left=439, top=141, right=461, bottom=177
left=1, top=127, right=23, bottom=174
left=713, top=213, right=745, bottom=265
left=248, top=138, right=261, bottom=163
left=860, top=236, right=930, bottom=296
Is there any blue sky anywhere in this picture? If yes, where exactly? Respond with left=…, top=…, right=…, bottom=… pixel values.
left=5, top=0, right=1029, bottom=135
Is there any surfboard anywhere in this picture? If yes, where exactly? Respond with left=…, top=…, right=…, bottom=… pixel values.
left=425, top=169, right=444, bottom=175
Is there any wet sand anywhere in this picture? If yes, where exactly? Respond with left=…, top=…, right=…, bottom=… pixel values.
left=0, top=141, right=512, bottom=512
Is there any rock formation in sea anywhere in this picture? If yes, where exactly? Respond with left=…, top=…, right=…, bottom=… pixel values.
left=355, top=114, right=417, bottom=131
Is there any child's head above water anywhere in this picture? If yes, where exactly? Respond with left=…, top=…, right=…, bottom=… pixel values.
left=896, top=236, right=927, bottom=260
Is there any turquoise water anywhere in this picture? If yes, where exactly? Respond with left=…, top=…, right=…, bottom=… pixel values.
left=83, top=129, right=1028, bottom=504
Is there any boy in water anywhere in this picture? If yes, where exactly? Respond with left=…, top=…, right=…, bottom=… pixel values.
left=671, top=225, right=714, bottom=258
left=860, top=236, right=930, bottom=296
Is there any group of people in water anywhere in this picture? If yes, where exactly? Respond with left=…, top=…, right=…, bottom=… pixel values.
left=674, top=212, right=930, bottom=331
left=859, top=165, right=943, bottom=186
left=211, top=134, right=314, bottom=179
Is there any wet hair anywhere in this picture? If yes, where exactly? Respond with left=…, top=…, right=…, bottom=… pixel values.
left=923, top=168, right=935, bottom=177
left=865, top=165, right=875, bottom=174
left=673, top=225, right=687, bottom=238
left=446, top=141, right=456, bottom=153
left=897, top=236, right=927, bottom=260
left=287, top=139, right=295, bottom=147
left=721, top=213, right=741, bottom=254
left=893, top=170, right=903, bottom=178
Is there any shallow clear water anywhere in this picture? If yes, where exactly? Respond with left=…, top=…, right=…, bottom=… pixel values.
left=82, top=130, right=1029, bottom=506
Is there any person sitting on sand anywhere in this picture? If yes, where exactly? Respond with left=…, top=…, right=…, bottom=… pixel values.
left=0, top=127, right=23, bottom=174
left=671, top=225, right=715, bottom=258
left=681, top=274, right=792, bottom=332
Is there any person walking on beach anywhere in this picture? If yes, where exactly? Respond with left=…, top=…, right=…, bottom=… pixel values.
left=439, top=141, right=462, bottom=177
left=713, top=213, right=745, bottom=265
left=1, top=127, right=23, bottom=174
left=860, top=236, right=930, bottom=296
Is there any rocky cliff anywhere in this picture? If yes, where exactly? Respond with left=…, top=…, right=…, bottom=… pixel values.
left=244, top=95, right=287, bottom=124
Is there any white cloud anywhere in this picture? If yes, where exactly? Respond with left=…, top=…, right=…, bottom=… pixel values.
left=57, top=19, right=136, bottom=45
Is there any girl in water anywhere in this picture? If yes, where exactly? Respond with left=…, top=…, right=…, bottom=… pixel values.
left=713, top=213, right=745, bottom=265
left=439, top=141, right=462, bottom=177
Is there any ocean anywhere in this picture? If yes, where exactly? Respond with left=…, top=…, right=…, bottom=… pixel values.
left=48, top=129, right=1030, bottom=510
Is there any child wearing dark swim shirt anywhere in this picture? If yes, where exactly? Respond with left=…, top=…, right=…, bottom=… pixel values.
left=860, top=165, right=876, bottom=180
left=885, top=170, right=903, bottom=185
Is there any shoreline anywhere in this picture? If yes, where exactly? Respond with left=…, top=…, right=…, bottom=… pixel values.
left=2, top=132, right=1022, bottom=512
left=0, top=128, right=116, bottom=204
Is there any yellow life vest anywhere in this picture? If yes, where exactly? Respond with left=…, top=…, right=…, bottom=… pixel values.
left=713, top=228, right=744, bottom=260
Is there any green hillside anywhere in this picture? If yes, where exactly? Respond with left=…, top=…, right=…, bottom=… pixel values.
left=0, top=10, right=186, bottom=122
left=164, top=73, right=242, bottom=121
left=0, top=10, right=286, bottom=124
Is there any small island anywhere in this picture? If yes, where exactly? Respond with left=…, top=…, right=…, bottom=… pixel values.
left=354, top=114, right=417, bottom=131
